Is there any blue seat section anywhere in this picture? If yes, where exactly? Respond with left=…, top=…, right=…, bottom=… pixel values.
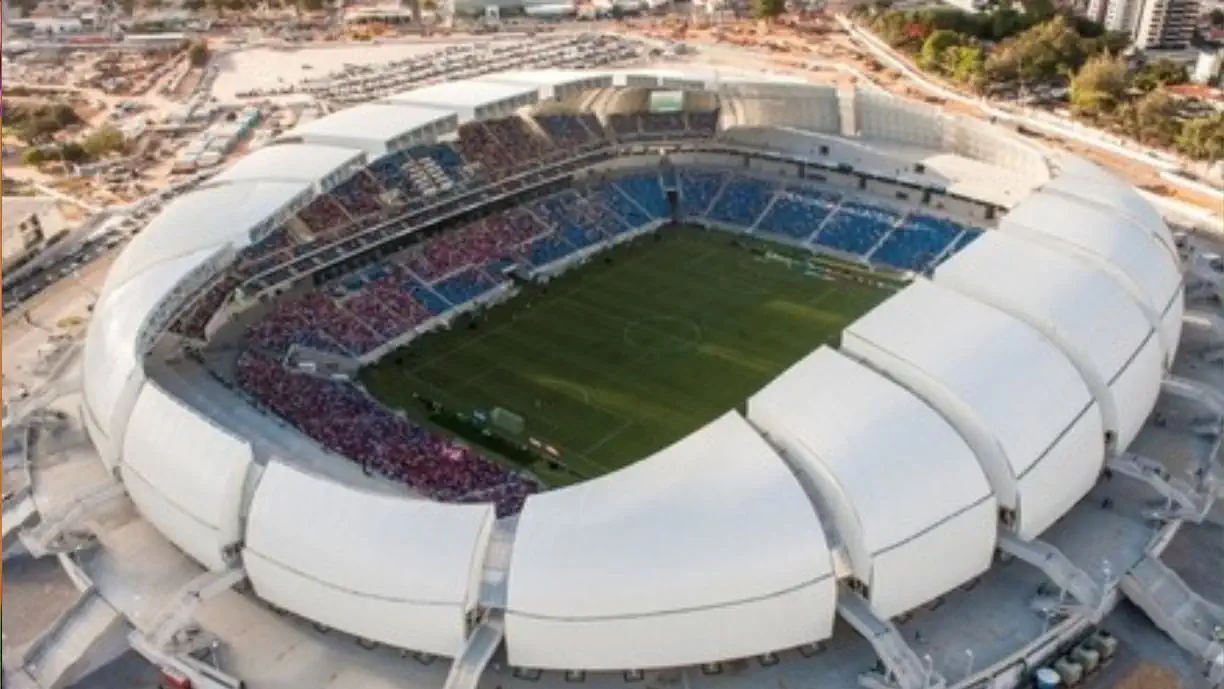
left=707, top=177, right=777, bottom=229
left=524, top=234, right=579, bottom=268
left=614, top=174, right=670, bottom=219
left=870, top=214, right=965, bottom=271
left=406, top=280, right=453, bottom=312
left=433, top=269, right=500, bottom=306
left=600, top=185, right=654, bottom=230
left=367, top=150, right=411, bottom=191
left=609, top=114, right=639, bottom=139
left=756, top=190, right=841, bottom=241
left=814, top=201, right=901, bottom=256
left=678, top=170, right=726, bottom=218
left=933, top=228, right=986, bottom=268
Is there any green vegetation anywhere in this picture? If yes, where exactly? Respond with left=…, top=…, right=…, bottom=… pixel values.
left=361, top=228, right=890, bottom=486
left=4, top=103, right=82, bottom=144
left=185, top=38, right=211, bottom=67
left=855, top=3, right=1224, bottom=161
left=754, top=0, right=786, bottom=20
left=22, top=126, right=126, bottom=167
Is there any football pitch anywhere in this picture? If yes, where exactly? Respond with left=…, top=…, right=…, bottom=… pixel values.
left=361, top=227, right=892, bottom=486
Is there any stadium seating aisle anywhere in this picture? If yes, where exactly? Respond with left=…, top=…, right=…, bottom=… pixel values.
left=706, top=176, right=778, bottom=229
left=869, top=214, right=966, bottom=272
left=678, top=170, right=727, bottom=219
left=614, top=174, right=670, bottom=220
left=755, top=189, right=841, bottom=242
left=813, top=200, right=902, bottom=257
left=235, top=350, right=538, bottom=516
left=535, top=113, right=608, bottom=150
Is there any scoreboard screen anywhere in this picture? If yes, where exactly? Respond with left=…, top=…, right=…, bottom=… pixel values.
left=648, top=90, right=685, bottom=113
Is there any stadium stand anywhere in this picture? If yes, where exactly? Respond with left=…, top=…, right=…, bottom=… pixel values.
left=235, top=350, right=537, bottom=516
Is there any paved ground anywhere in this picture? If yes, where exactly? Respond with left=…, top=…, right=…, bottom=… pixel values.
left=2, top=555, right=82, bottom=656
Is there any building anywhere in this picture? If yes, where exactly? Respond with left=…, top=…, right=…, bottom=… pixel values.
left=1192, top=46, right=1224, bottom=84
left=2, top=196, right=64, bottom=272
left=1084, top=0, right=1199, bottom=49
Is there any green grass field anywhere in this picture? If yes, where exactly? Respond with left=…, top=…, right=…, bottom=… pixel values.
left=361, top=227, right=891, bottom=486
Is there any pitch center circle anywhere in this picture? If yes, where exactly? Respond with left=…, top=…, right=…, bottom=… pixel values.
left=623, top=315, right=703, bottom=353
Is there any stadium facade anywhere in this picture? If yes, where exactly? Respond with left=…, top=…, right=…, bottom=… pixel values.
left=57, top=67, right=1224, bottom=689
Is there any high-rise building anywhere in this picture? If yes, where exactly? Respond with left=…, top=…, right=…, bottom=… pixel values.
left=1086, top=0, right=1199, bottom=49
left=1133, top=0, right=1199, bottom=49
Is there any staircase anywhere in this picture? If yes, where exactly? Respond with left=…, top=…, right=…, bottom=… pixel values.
left=442, top=613, right=505, bottom=689
left=1108, top=452, right=1213, bottom=523
left=2, top=492, right=37, bottom=558
left=23, top=591, right=124, bottom=689
left=996, top=530, right=1107, bottom=621
left=837, top=587, right=945, bottom=689
left=1122, top=554, right=1224, bottom=684
left=20, top=481, right=126, bottom=557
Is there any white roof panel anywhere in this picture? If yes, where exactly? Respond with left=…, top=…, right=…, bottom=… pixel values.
left=842, top=281, right=1106, bottom=537
left=121, top=382, right=252, bottom=571
left=1001, top=191, right=1181, bottom=321
left=386, top=80, right=539, bottom=109
left=747, top=347, right=996, bottom=618
left=288, top=102, right=454, bottom=147
left=935, top=231, right=1161, bottom=441
left=84, top=248, right=214, bottom=447
left=846, top=281, right=1094, bottom=479
left=1049, top=157, right=1174, bottom=253
left=212, top=143, right=364, bottom=185
left=478, top=68, right=612, bottom=88
left=101, top=180, right=308, bottom=301
left=244, top=462, right=494, bottom=657
left=506, top=411, right=835, bottom=670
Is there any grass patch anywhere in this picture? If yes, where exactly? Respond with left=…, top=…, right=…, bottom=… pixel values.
left=360, top=226, right=891, bottom=486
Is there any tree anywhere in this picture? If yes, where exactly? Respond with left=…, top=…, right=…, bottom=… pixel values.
left=187, top=39, right=210, bottom=67
left=1210, top=8, right=1224, bottom=27
left=1069, top=52, right=1127, bottom=116
left=183, top=0, right=206, bottom=10
left=82, top=126, right=126, bottom=159
left=919, top=29, right=962, bottom=70
left=754, top=0, right=786, bottom=20
left=1132, top=59, right=1187, bottom=92
left=1131, top=88, right=1178, bottom=146
left=947, top=45, right=986, bottom=91
left=1176, top=115, right=1224, bottom=161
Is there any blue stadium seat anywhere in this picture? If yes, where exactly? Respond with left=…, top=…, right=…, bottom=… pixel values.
left=755, top=190, right=840, bottom=241
left=678, top=170, right=727, bottom=219
left=524, top=234, right=580, bottom=268
left=707, top=177, right=778, bottom=229
left=814, top=201, right=902, bottom=257
left=869, top=214, right=966, bottom=272
left=432, top=269, right=500, bottom=306
left=406, top=280, right=453, bottom=312
left=614, top=174, right=670, bottom=219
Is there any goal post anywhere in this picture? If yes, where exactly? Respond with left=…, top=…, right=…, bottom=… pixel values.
left=490, top=407, right=525, bottom=436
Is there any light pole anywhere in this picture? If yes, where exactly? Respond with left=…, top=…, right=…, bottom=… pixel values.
left=964, top=649, right=975, bottom=681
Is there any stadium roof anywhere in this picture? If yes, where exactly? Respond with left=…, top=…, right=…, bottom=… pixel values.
left=1000, top=189, right=1183, bottom=358
left=212, top=143, right=365, bottom=186
left=101, top=180, right=309, bottom=301
left=83, top=248, right=215, bottom=465
left=244, top=462, right=494, bottom=658
left=1048, top=156, right=1175, bottom=255
left=122, top=382, right=253, bottom=571
left=286, top=102, right=457, bottom=154
left=479, top=69, right=613, bottom=100
left=506, top=411, right=835, bottom=670
left=935, top=230, right=1164, bottom=449
left=842, top=281, right=1106, bottom=539
left=385, top=80, right=540, bottom=119
left=747, top=347, right=996, bottom=618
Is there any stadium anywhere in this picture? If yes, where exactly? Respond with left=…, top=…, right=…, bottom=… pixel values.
left=16, top=66, right=1224, bottom=689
